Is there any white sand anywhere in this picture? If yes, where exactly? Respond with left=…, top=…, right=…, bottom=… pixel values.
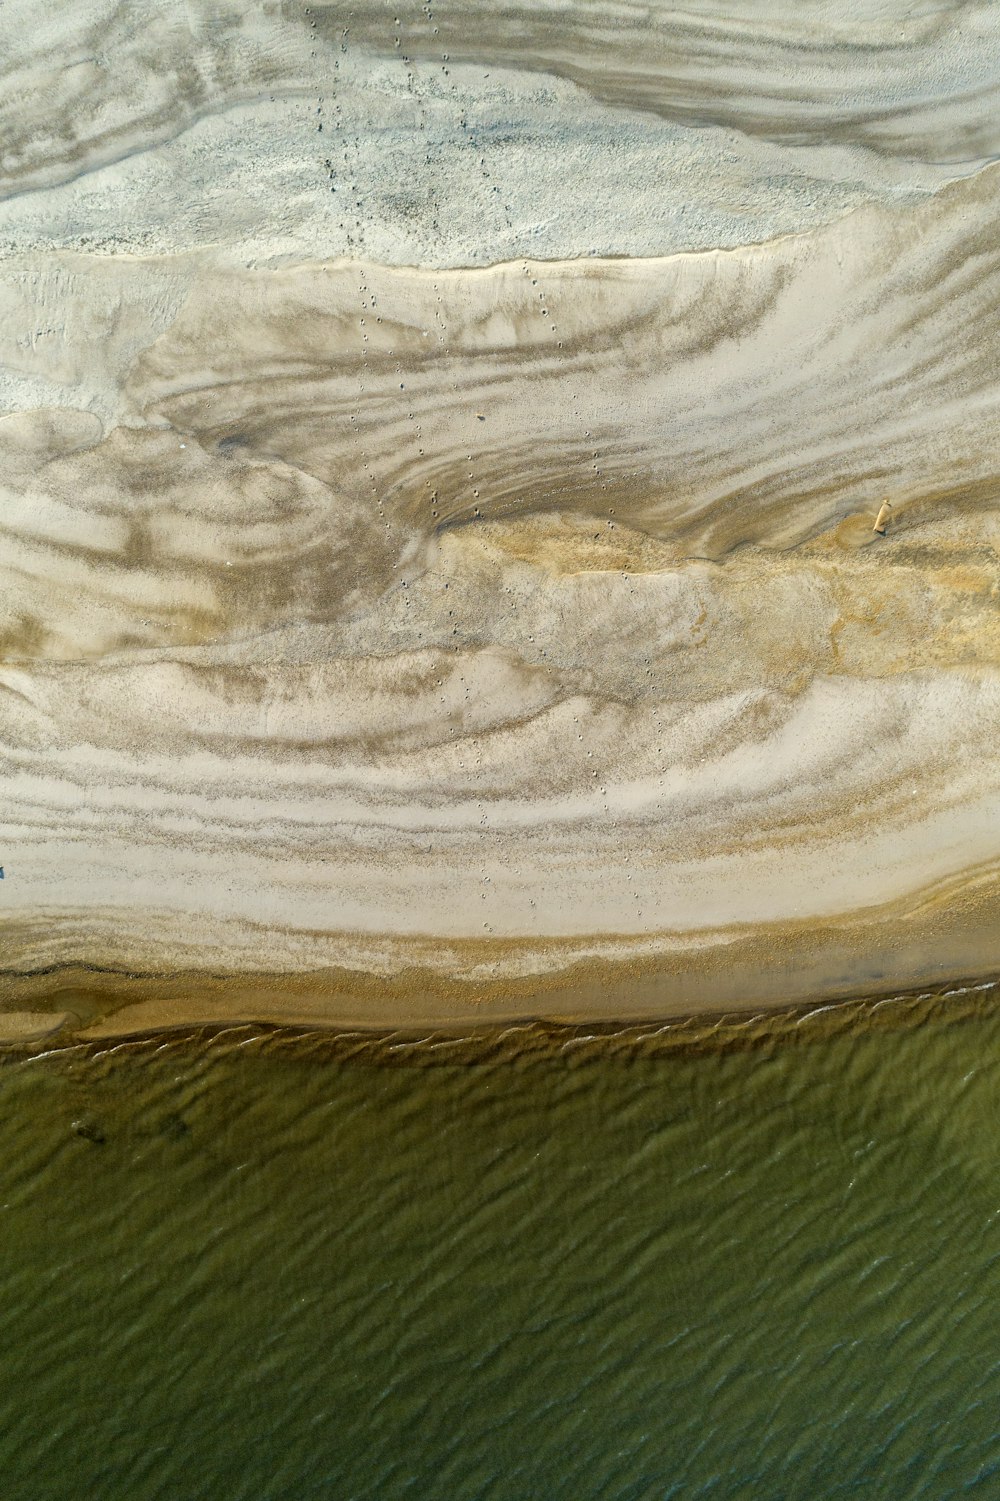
left=1, top=0, right=999, bottom=1022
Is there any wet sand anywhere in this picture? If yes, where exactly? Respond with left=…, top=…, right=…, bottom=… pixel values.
left=1, top=2, right=999, bottom=1036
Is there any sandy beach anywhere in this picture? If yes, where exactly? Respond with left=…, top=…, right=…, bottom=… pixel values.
left=2, top=1, right=999, bottom=1038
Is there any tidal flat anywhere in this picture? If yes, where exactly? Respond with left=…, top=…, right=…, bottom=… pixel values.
left=1, top=3, right=999, bottom=1026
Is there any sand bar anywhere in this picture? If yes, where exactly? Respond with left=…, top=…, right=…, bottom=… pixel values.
left=1, top=1, right=999, bottom=1036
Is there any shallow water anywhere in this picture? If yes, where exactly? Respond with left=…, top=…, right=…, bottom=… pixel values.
left=4, top=1000, right=1000, bottom=1500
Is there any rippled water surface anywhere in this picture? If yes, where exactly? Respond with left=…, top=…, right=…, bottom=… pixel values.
left=4, top=999, right=1000, bottom=1500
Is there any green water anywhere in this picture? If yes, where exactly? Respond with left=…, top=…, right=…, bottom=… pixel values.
left=3, top=1002, right=1000, bottom=1500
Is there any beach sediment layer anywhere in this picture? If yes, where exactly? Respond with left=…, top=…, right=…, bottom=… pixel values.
left=2, top=2, right=999, bottom=1034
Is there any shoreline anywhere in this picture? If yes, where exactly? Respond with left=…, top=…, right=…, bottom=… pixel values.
left=0, top=970, right=997, bottom=1060
left=2, top=940, right=999, bottom=1049
left=4, top=868, right=999, bottom=1044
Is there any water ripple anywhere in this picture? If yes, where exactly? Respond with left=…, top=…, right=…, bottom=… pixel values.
left=1, top=993, right=1000, bottom=1497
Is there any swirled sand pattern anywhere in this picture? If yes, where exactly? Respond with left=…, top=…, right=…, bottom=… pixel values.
left=1, top=0, right=999, bottom=1029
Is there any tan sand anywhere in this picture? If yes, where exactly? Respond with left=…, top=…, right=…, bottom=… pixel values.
left=1, top=2, right=999, bottom=1036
